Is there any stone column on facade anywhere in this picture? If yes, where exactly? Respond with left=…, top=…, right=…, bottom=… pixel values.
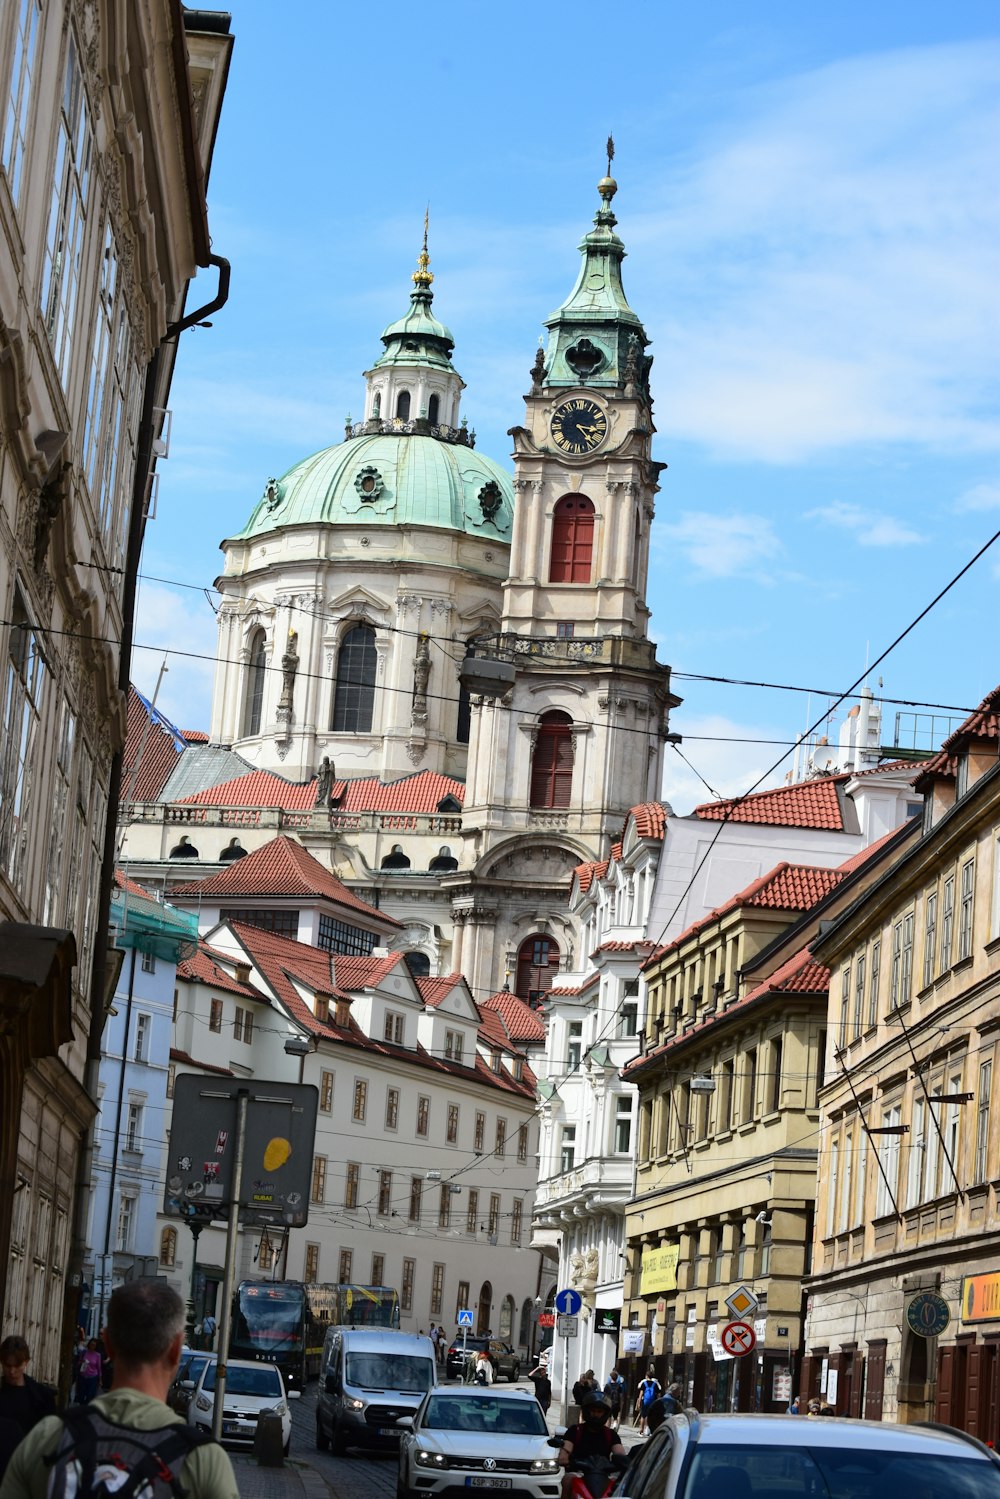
left=301, top=593, right=323, bottom=773
left=210, top=607, right=238, bottom=745
left=507, top=478, right=531, bottom=584
left=525, top=480, right=546, bottom=585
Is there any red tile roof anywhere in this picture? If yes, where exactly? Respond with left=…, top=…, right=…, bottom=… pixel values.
left=835, top=824, right=906, bottom=876
left=182, top=729, right=210, bottom=743
left=480, top=990, right=547, bottom=1044
left=742, top=946, right=831, bottom=1004
left=334, top=952, right=407, bottom=989
left=694, top=774, right=848, bottom=830
left=170, top=1047, right=233, bottom=1077
left=574, top=860, right=608, bottom=894
left=417, top=974, right=466, bottom=1008
left=177, top=767, right=466, bottom=819
left=477, top=1004, right=516, bottom=1052
left=629, top=802, right=668, bottom=841
left=914, top=684, right=1000, bottom=787
left=123, top=687, right=184, bottom=803
left=114, top=868, right=157, bottom=902
left=177, top=942, right=270, bottom=1000
left=166, top=835, right=399, bottom=925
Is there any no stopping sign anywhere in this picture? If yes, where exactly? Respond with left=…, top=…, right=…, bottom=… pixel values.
left=721, top=1320, right=756, bottom=1357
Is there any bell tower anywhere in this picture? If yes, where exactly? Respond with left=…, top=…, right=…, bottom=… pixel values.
left=456, top=157, right=679, bottom=999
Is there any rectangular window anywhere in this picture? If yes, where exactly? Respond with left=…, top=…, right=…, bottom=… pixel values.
left=720, top=1058, right=735, bottom=1131
left=438, top=1185, right=451, bottom=1230
left=560, top=1125, right=576, bottom=1174
left=320, top=1071, right=334, bottom=1112
left=488, top=1194, right=500, bottom=1237
left=115, top=1193, right=135, bottom=1254
left=447, top=1103, right=459, bottom=1144
left=0, top=595, right=49, bottom=884
left=827, top=1139, right=839, bottom=1237
left=125, top=1102, right=143, bottom=1153
left=352, top=1078, right=368, bottom=1122
left=839, top=968, right=851, bottom=1048
left=946, top=1071, right=962, bottom=1191
left=556, top=621, right=576, bottom=638
left=495, top=1118, right=506, bottom=1157
left=385, top=1087, right=399, bottom=1130
left=345, top=1162, right=359, bottom=1210
left=304, top=1243, right=319, bottom=1284
left=770, top=1037, right=783, bottom=1114
left=409, top=1176, right=422, bottom=1222
left=445, top=1029, right=463, bottom=1062
left=377, top=1169, right=392, bottom=1216
left=234, top=1006, right=253, bottom=1044
left=941, top=875, right=955, bottom=970
left=141, top=949, right=155, bottom=974
left=992, top=838, right=1000, bottom=941
left=511, top=1199, right=523, bottom=1246
left=976, top=1059, right=992, bottom=1183
left=474, top=1111, right=485, bottom=1152
left=401, top=1258, right=415, bottom=1312
left=317, top=913, right=376, bottom=957
left=315, top=995, right=329, bottom=1024
left=209, top=998, right=223, bottom=1033
left=907, top=1100, right=925, bottom=1208
left=466, top=1189, right=479, bottom=1235
left=619, top=1000, right=638, bottom=1038
left=567, top=1021, right=582, bottom=1071
left=225, top=907, right=300, bottom=940
left=431, top=1263, right=445, bottom=1317
left=744, top=1048, right=757, bottom=1122
left=924, top=891, right=938, bottom=989
left=416, top=1095, right=429, bottom=1136
left=41, top=31, right=94, bottom=386
left=890, top=923, right=902, bottom=1010
left=166, top=1064, right=175, bottom=1099
left=901, top=912, right=914, bottom=1003
left=853, top=957, right=865, bottom=1041
left=311, top=1156, right=327, bottom=1204
left=456, top=1281, right=470, bottom=1321
left=875, top=1105, right=901, bottom=1217
left=133, top=1013, right=150, bottom=1064
left=339, top=1249, right=353, bottom=1283
left=1, top=0, right=42, bottom=206
left=868, top=940, right=880, bottom=1030
left=959, top=859, right=975, bottom=961
left=855, top=1128, right=868, bottom=1227
left=371, top=1253, right=385, bottom=1285
left=614, top=1096, right=632, bottom=1153
left=518, top=1123, right=529, bottom=1160
left=384, top=1010, right=404, bottom=1044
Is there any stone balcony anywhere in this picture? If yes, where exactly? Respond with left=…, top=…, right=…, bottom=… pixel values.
left=533, top=1154, right=634, bottom=1223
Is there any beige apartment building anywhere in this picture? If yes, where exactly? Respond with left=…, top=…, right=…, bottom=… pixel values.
left=806, top=687, right=1000, bottom=1434
left=0, top=0, right=230, bottom=1380
left=621, top=826, right=915, bottom=1412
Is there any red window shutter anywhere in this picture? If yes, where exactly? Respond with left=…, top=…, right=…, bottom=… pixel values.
left=936, top=1345, right=954, bottom=1424
left=549, top=496, right=595, bottom=584
left=530, top=717, right=574, bottom=808
left=864, top=1341, right=886, bottom=1421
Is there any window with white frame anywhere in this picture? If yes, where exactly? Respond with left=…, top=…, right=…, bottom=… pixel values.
left=517, top=1123, right=529, bottom=1161
left=474, top=1111, right=485, bottom=1152
left=926, top=1091, right=941, bottom=1199
left=567, top=1021, right=582, bottom=1071
left=115, top=1192, right=136, bottom=1253
left=1, top=0, right=42, bottom=207
left=826, top=1139, right=839, bottom=1236
left=976, top=1058, right=992, bottom=1182
left=840, top=1125, right=853, bottom=1235
left=614, top=1096, right=632, bottom=1154
left=378, top=1170, right=392, bottom=1216
left=372, top=1253, right=385, bottom=1285
left=992, top=839, right=1000, bottom=942
left=511, top=1199, right=523, bottom=1246
left=352, top=1078, right=367, bottom=1122
left=839, top=967, right=851, bottom=1047
left=345, top=1163, right=359, bottom=1209
left=431, top=1263, right=444, bottom=1316
left=488, top=1194, right=500, bottom=1237
left=941, top=875, right=955, bottom=970
left=923, top=891, right=937, bottom=989
left=560, top=1125, right=576, bottom=1174
left=855, top=1127, right=868, bottom=1226
left=959, top=859, right=975, bottom=961
left=466, top=1188, right=479, bottom=1235
left=495, top=1118, right=506, bottom=1157
left=875, top=1104, right=901, bottom=1217
left=945, top=1070, right=962, bottom=1191
left=446, top=1103, right=459, bottom=1144
left=41, top=30, right=94, bottom=387
left=133, top=1013, right=150, bottom=1063
left=401, top=1257, right=415, bottom=1310
left=444, top=1029, right=463, bottom=1062
left=416, top=1095, right=429, bottom=1136
left=867, top=939, right=880, bottom=1029
left=907, top=1099, right=925, bottom=1208
left=320, top=1070, right=334, bottom=1112
left=311, top=1156, right=327, bottom=1204
left=852, top=954, right=865, bottom=1040
left=384, top=1010, right=404, bottom=1045
left=385, top=1086, right=399, bottom=1130
left=125, top=1101, right=143, bottom=1153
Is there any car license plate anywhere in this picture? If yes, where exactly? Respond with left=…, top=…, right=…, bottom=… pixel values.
left=222, top=1421, right=242, bottom=1436
left=466, top=1480, right=511, bottom=1490
left=378, top=1427, right=401, bottom=1437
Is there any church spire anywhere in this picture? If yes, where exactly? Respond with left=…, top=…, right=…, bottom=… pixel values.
left=412, top=208, right=433, bottom=288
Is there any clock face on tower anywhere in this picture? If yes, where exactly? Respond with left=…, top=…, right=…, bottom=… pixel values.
left=550, top=398, right=608, bottom=456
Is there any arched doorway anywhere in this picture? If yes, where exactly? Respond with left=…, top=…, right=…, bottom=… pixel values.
left=519, top=1298, right=532, bottom=1351
left=477, top=1280, right=492, bottom=1336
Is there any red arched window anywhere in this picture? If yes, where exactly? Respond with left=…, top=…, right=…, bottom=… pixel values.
left=529, top=710, right=574, bottom=808
left=549, top=495, right=595, bottom=583
left=516, top=934, right=560, bottom=1007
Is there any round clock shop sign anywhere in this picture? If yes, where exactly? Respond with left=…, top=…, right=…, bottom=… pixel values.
left=906, top=1291, right=951, bottom=1338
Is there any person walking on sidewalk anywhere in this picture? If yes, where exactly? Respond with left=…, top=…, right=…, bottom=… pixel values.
left=529, top=1354, right=552, bottom=1414
left=634, top=1365, right=662, bottom=1436
left=0, top=1280, right=238, bottom=1499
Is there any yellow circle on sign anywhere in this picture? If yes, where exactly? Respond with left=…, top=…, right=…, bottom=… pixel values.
left=263, top=1137, right=291, bottom=1171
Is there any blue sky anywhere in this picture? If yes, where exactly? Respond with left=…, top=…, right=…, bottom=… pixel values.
left=135, top=0, right=1000, bottom=812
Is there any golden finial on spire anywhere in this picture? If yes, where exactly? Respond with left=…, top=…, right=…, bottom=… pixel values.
left=598, top=135, right=618, bottom=204
left=412, top=206, right=433, bottom=287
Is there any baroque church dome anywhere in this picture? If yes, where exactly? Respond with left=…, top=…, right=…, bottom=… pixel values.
left=234, top=431, right=514, bottom=541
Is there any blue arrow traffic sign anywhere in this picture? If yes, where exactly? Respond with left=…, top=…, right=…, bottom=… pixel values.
left=555, top=1288, right=582, bottom=1316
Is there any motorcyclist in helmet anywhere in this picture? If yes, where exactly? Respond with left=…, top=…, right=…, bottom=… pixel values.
left=558, top=1391, right=627, bottom=1499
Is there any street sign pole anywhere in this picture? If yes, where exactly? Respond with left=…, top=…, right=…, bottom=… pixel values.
left=212, top=1087, right=248, bottom=1442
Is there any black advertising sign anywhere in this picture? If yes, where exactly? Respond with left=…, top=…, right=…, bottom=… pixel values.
left=164, top=1075, right=318, bottom=1227
left=595, top=1308, right=621, bottom=1336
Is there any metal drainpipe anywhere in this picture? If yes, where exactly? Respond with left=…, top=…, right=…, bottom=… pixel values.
left=95, top=944, right=139, bottom=1337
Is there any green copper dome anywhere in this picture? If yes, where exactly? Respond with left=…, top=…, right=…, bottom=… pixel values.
left=233, top=433, right=514, bottom=542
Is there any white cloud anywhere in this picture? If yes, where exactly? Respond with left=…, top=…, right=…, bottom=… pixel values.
left=131, top=581, right=219, bottom=732
left=624, top=41, right=1000, bottom=462
left=806, top=501, right=925, bottom=547
left=955, top=480, right=1000, bottom=512
left=656, top=510, right=783, bottom=579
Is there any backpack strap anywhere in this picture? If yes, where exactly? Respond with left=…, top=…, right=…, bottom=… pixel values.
left=45, top=1405, right=216, bottom=1499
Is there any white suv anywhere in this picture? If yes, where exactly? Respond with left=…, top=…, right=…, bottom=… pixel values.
left=616, top=1410, right=1000, bottom=1499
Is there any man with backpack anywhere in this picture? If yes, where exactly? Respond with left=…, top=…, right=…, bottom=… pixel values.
left=633, top=1364, right=662, bottom=1435
left=601, top=1368, right=624, bottom=1431
left=0, top=1279, right=238, bottom=1499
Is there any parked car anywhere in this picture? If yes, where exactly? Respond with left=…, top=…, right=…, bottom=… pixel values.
left=188, top=1356, right=298, bottom=1454
left=611, top=1410, right=1000, bottom=1499
left=445, top=1336, right=521, bottom=1382
left=317, top=1327, right=436, bottom=1456
left=168, top=1349, right=214, bottom=1417
left=398, top=1387, right=559, bottom=1499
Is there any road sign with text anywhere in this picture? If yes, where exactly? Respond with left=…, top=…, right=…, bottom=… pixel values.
left=557, top=1314, right=579, bottom=1339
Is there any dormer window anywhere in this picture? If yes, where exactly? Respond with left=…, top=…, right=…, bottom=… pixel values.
left=384, top=1010, right=404, bottom=1045
left=445, top=1029, right=463, bottom=1063
left=956, top=754, right=969, bottom=800
left=315, top=994, right=330, bottom=1023
left=490, top=1047, right=502, bottom=1073
left=336, top=998, right=351, bottom=1028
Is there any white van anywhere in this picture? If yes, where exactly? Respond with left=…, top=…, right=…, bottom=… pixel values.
left=316, top=1327, right=436, bottom=1455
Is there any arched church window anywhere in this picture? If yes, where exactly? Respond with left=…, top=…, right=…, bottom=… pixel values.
left=549, top=495, right=595, bottom=584
left=428, top=393, right=440, bottom=425
left=372, top=392, right=381, bottom=418
left=529, top=710, right=574, bottom=809
left=243, top=628, right=266, bottom=736
left=404, top=951, right=431, bottom=978
left=515, top=934, right=560, bottom=1006
left=396, top=390, right=411, bottom=421
left=380, top=843, right=410, bottom=869
left=429, top=845, right=458, bottom=872
left=331, top=623, right=377, bottom=733
left=169, top=835, right=199, bottom=859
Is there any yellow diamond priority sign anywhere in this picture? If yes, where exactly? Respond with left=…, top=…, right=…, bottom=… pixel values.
left=725, top=1285, right=759, bottom=1320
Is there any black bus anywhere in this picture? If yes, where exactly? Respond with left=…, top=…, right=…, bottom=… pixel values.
left=231, top=1281, right=400, bottom=1386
